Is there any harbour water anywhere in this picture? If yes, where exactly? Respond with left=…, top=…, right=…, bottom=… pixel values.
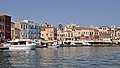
left=1, top=47, right=120, bottom=68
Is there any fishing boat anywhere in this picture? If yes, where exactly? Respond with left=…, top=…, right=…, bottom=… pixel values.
left=6, top=39, right=37, bottom=50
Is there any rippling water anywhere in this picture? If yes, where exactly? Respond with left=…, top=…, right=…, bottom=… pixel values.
left=1, top=47, right=120, bottom=68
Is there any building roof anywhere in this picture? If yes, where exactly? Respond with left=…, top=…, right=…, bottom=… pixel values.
left=0, top=14, right=11, bottom=17
left=75, top=27, right=98, bottom=31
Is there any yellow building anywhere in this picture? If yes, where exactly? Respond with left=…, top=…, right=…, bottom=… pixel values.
left=57, top=23, right=79, bottom=41
left=41, top=23, right=56, bottom=41
left=11, top=22, right=15, bottom=40
left=11, top=22, right=21, bottom=40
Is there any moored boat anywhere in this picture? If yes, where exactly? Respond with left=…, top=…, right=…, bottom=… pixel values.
left=48, top=42, right=60, bottom=48
left=6, top=39, right=37, bottom=50
left=48, top=45, right=60, bottom=48
left=81, top=41, right=91, bottom=46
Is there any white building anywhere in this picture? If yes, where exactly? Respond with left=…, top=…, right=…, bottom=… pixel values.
left=15, top=20, right=40, bottom=39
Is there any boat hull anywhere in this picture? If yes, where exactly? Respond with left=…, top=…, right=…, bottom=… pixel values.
left=9, top=45, right=36, bottom=50
left=48, top=45, right=60, bottom=48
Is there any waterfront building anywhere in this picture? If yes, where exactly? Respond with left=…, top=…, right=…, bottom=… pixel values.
left=110, top=25, right=117, bottom=39
left=64, top=30, right=75, bottom=41
left=57, top=24, right=80, bottom=41
left=116, top=27, right=120, bottom=39
left=75, top=27, right=99, bottom=41
left=15, top=20, right=40, bottom=39
left=97, top=26, right=110, bottom=32
left=40, top=23, right=56, bottom=41
left=97, top=26, right=113, bottom=41
left=11, top=22, right=15, bottom=40
left=0, top=14, right=11, bottom=41
left=15, top=27, right=21, bottom=39
left=99, top=32, right=111, bottom=41
left=57, top=24, right=65, bottom=41
left=11, top=22, right=21, bottom=40
left=14, top=21, right=21, bottom=39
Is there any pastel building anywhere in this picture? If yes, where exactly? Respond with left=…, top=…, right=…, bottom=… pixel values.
left=11, top=22, right=21, bottom=40
left=57, top=24, right=64, bottom=41
left=15, top=20, right=40, bottom=39
left=57, top=24, right=80, bottom=41
left=97, top=26, right=112, bottom=41
left=11, top=22, right=15, bottom=40
left=75, top=27, right=99, bottom=40
left=40, top=23, right=56, bottom=41
left=64, top=30, right=75, bottom=41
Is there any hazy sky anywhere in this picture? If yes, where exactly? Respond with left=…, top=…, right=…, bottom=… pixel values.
left=0, top=0, right=120, bottom=27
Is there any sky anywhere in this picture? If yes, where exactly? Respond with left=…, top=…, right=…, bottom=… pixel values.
left=0, top=0, right=120, bottom=27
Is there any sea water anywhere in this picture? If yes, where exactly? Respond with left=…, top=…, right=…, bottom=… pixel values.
left=0, top=47, right=120, bottom=68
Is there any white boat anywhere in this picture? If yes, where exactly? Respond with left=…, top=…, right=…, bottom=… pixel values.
left=48, top=42, right=60, bottom=48
left=7, top=39, right=37, bottom=50
left=82, top=41, right=91, bottom=46
left=48, top=45, right=60, bottom=48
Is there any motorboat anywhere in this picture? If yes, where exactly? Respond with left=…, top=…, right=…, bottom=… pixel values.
left=6, top=39, right=37, bottom=50
left=48, top=45, right=60, bottom=48
left=82, top=41, right=91, bottom=46
left=48, top=42, right=60, bottom=48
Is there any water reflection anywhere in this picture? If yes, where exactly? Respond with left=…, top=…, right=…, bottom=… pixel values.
left=0, top=47, right=120, bottom=68
left=0, top=51, right=11, bottom=68
left=0, top=50, right=39, bottom=68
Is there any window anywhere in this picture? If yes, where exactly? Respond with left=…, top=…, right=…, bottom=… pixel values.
left=24, top=25, right=25, bottom=29
left=71, top=33, right=73, bottom=37
left=0, top=18, right=2, bottom=22
left=28, top=42, right=34, bottom=44
left=26, top=25, right=27, bottom=29
left=19, top=41, right=26, bottom=45
left=11, top=42, right=18, bottom=45
left=68, top=33, right=70, bottom=37
left=82, top=32, right=84, bottom=35
left=21, top=25, right=23, bottom=28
